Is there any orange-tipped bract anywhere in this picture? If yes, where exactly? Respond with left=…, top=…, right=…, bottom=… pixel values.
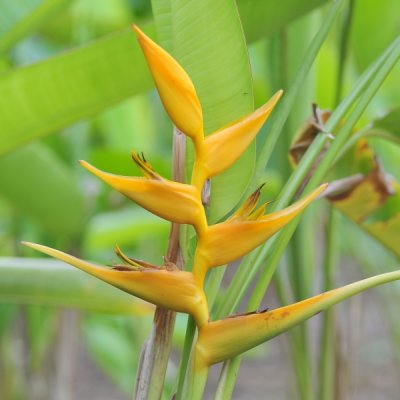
left=200, top=90, right=283, bottom=179
left=133, top=25, right=203, bottom=143
left=194, top=184, right=327, bottom=274
left=23, top=242, right=209, bottom=327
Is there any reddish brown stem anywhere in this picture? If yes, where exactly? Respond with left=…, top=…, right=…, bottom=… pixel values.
left=134, top=128, right=186, bottom=400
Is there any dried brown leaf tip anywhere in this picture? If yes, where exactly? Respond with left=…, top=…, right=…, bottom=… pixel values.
left=289, top=105, right=331, bottom=166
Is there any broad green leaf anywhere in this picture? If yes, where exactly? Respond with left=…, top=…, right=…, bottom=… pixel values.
left=237, top=0, right=328, bottom=43
left=0, top=0, right=69, bottom=53
left=0, top=0, right=330, bottom=157
left=370, top=107, right=400, bottom=137
left=350, top=0, right=400, bottom=105
left=152, top=0, right=254, bottom=222
left=0, top=143, right=84, bottom=236
left=0, top=26, right=154, bottom=155
left=83, top=207, right=169, bottom=253
left=96, top=95, right=158, bottom=153
left=0, top=257, right=153, bottom=315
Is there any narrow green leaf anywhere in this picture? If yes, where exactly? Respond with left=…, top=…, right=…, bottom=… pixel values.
left=0, top=143, right=84, bottom=236
left=0, top=257, right=153, bottom=315
left=253, top=0, right=343, bottom=186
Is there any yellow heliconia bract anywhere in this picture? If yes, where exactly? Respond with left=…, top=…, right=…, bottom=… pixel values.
left=199, top=90, right=283, bottom=180
left=193, top=184, right=327, bottom=276
left=23, top=242, right=209, bottom=327
left=80, top=159, right=207, bottom=234
left=133, top=25, right=203, bottom=144
left=194, top=270, right=400, bottom=366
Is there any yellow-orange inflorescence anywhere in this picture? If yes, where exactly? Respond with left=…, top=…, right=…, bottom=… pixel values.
left=24, top=25, right=332, bottom=369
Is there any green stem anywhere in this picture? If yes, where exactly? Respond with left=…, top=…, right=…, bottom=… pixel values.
left=176, top=316, right=196, bottom=399
left=275, top=269, right=315, bottom=400
left=249, top=29, right=400, bottom=348
left=182, top=349, right=209, bottom=400
left=252, top=0, right=343, bottom=190
left=320, top=0, right=353, bottom=395
left=334, top=0, right=354, bottom=106
left=134, top=129, right=186, bottom=400
left=319, top=208, right=340, bottom=400
left=335, top=127, right=400, bottom=162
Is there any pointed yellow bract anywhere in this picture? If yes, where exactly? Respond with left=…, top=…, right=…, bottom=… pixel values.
left=80, top=160, right=206, bottom=233
left=193, top=184, right=327, bottom=275
left=198, top=90, right=283, bottom=180
left=195, top=270, right=400, bottom=366
left=133, top=25, right=203, bottom=143
left=23, top=242, right=209, bottom=327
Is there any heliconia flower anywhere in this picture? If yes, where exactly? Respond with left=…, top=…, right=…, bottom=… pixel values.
left=133, top=25, right=203, bottom=145
left=22, top=242, right=210, bottom=327
left=79, top=152, right=207, bottom=234
left=192, top=184, right=327, bottom=280
left=191, top=90, right=283, bottom=188
left=194, top=270, right=400, bottom=367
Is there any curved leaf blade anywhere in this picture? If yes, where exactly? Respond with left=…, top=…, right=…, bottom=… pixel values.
left=0, top=27, right=154, bottom=155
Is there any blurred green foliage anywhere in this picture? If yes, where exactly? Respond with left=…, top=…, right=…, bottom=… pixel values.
left=0, top=0, right=399, bottom=398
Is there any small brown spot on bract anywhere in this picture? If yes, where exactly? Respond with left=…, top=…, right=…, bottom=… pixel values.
left=264, top=313, right=273, bottom=321
left=281, top=311, right=290, bottom=318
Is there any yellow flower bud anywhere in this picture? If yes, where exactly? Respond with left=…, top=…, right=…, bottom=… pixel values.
left=133, top=25, right=203, bottom=144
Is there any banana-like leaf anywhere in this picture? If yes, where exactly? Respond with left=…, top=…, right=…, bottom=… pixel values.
left=0, top=0, right=70, bottom=53
left=0, top=143, right=85, bottom=236
left=83, top=207, right=169, bottom=253
left=0, top=0, right=329, bottom=156
left=0, top=26, right=154, bottom=155
left=152, top=0, right=254, bottom=222
left=237, top=0, right=328, bottom=43
left=0, top=257, right=153, bottom=315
